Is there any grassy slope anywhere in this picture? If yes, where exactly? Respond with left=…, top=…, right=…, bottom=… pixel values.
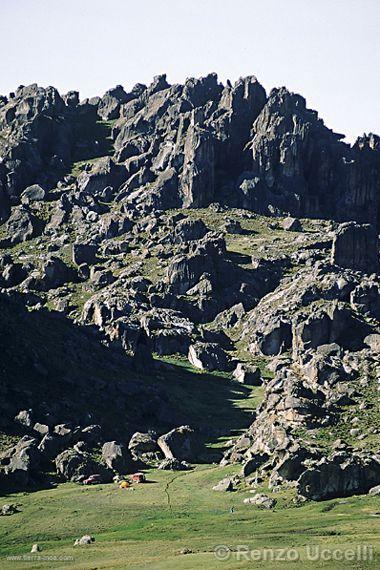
left=0, top=465, right=380, bottom=569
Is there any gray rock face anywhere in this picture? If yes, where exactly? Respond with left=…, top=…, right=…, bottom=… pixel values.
left=256, top=320, right=292, bottom=356
left=350, top=280, right=380, bottom=320
left=331, top=222, right=379, bottom=273
left=166, top=242, right=221, bottom=294
left=98, top=85, right=132, bottom=120
left=38, top=433, right=69, bottom=459
left=0, top=77, right=379, bottom=229
left=0, top=74, right=379, bottom=503
left=30, top=256, right=76, bottom=291
left=77, top=157, right=125, bottom=197
left=141, top=308, right=194, bottom=356
left=242, top=87, right=380, bottom=228
left=157, top=426, right=201, bottom=462
left=298, top=455, right=380, bottom=500
left=0, top=260, right=27, bottom=288
left=292, top=303, right=366, bottom=357
left=222, top=242, right=380, bottom=501
left=180, top=118, right=215, bottom=208
left=0, top=188, right=10, bottom=223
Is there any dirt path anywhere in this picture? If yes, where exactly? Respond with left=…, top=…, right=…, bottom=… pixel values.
left=164, top=470, right=191, bottom=513
left=163, top=465, right=220, bottom=514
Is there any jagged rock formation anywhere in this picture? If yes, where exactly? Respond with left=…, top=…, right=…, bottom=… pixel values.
left=1, top=76, right=379, bottom=226
left=0, top=74, right=379, bottom=499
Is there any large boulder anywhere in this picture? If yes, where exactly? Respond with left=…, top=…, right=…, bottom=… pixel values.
left=167, top=253, right=215, bottom=295
left=292, top=303, right=369, bottom=356
left=0, top=436, right=40, bottom=489
left=282, top=217, right=302, bottom=232
left=0, top=260, right=27, bottom=288
left=212, top=477, right=237, bottom=492
left=21, top=184, right=45, bottom=204
left=364, top=334, right=380, bottom=353
left=76, top=157, right=125, bottom=197
left=74, top=534, right=95, bottom=546
left=55, top=448, right=110, bottom=482
left=31, top=256, right=76, bottom=291
left=14, top=409, right=33, bottom=428
left=157, top=426, right=202, bottom=462
left=101, top=441, right=133, bottom=474
left=128, top=432, right=163, bottom=463
left=243, top=493, right=276, bottom=509
left=72, top=243, right=98, bottom=266
left=141, top=308, right=195, bottom=356
left=158, top=458, right=190, bottom=471
left=5, top=206, right=35, bottom=244
left=232, top=363, right=262, bottom=385
left=188, top=342, right=231, bottom=372
left=172, top=218, right=208, bottom=243
left=38, top=433, right=70, bottom=460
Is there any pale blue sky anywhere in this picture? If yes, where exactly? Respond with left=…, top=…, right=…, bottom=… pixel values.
left=0, top=0, right=379, bottom=142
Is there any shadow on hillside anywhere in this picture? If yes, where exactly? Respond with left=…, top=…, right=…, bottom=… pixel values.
left=0, top=292, right=138, bottom=436
left=0, top=294, right=255, bottom=445
left=151, top=359, right=256, bottom=463
left=0, top=292, right=259, bottom=492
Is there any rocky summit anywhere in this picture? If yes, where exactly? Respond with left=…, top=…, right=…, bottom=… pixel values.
left=0, top=74, right=379, bottom=504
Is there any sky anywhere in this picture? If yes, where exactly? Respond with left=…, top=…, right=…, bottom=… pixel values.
left=0, top=0, right=379, bottom=142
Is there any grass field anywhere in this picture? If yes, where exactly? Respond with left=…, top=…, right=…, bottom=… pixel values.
left=1, top=350, right=379, bottom=569
left=1, top=464, right=380, bottom=569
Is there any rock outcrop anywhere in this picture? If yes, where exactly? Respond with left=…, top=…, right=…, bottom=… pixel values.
left=0, top=73, right=379, bottom=502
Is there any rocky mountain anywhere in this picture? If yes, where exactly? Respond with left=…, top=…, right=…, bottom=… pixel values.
left=0, top=75, right=379, bottom=500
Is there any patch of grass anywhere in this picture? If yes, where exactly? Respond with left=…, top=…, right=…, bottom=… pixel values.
left=1, top=466, right=380, bottom=569
left=69, top=157, right=102, bottom=178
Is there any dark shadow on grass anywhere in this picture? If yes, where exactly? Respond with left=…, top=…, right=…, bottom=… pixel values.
left=226, top=250, right=252, bottom=266
left=151, top=359, right=257, bottom=463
